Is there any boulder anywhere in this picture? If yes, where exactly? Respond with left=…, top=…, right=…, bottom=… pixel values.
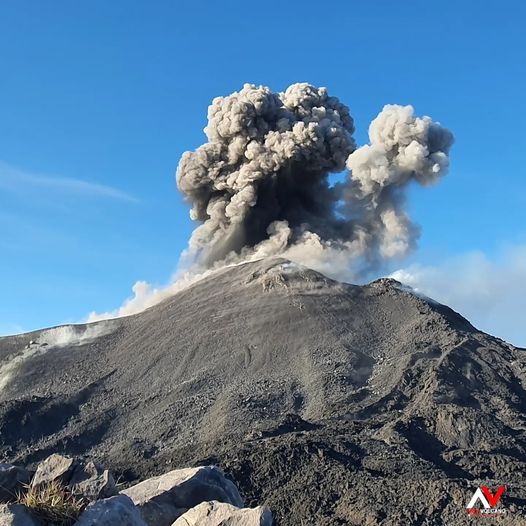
left=69, top=461, right=117, bottom=501
left=121, top=466, right=243, bottom=526
left=30, top=454, right=75, bottom=489
left=0, top=504, right=41, bottom=526
left=75, top=495, right=147, bottom=526
left=0, top=465, right=31, bottom=502
left=172, top=500, right=273, bottom=525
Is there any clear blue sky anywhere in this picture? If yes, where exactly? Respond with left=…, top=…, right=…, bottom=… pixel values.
left=1, top=1, right=525, bottom=343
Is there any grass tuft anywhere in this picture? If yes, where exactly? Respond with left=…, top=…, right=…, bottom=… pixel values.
left=16, top=480, right=86, bottom=526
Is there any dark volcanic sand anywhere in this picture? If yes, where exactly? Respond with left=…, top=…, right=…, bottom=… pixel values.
left=1, top=257, right=525, bottom=524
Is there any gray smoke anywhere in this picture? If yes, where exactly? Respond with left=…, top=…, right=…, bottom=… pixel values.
left=176, top=83, right=453, bottom=278
left=344, top=104, right=454, bottom=262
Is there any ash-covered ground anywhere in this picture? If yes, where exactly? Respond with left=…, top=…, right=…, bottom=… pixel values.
left=1, top=257, right=525, bottom=525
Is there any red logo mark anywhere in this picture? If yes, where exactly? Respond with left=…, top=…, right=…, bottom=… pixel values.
left=481, top=486, right=505, bottom=508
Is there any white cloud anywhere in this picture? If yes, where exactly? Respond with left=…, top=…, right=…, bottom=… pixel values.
left=0, top=160, right=138, bottom=203
left=391, top=245, right=526, bottom=347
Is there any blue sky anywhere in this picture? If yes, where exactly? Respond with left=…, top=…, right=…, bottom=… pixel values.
left=1, top=1, right=525, bottom=345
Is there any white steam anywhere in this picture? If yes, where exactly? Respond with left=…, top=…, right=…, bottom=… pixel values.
left=87, top=270, right=213, bottom=321
left=0, top=322, right=115, bottom=390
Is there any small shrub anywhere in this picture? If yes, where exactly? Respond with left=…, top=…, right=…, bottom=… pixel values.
left=16, top=480, right=86, bottom=526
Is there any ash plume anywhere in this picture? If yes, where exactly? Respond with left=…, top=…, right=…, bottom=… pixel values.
left=177, top=83, right=454, bottom=278
left=344, top=104, right=454, bottom=262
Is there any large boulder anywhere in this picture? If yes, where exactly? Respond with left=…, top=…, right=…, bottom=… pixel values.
left=30, top=455, right=116, bottom=502
left=121, top=466, right=243, bottom=526
left=0, top=465, right=31, bottom=502
left=0, top=504, right=41, bottom=526
left=69, top=461, right=116, bottom=501
left=172, top=500, right=273, bottom=526
left=75, top=495, right=147, bottom=526
left=30, top=454, right=75, bottom=489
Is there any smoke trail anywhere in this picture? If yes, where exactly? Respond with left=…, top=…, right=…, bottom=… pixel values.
left=176, top=83, right=453, bottom=277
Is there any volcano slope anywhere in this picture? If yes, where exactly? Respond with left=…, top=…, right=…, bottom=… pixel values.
left=0, top=257, right=525, bottom=524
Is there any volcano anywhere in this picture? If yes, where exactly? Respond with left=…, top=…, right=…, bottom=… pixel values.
left=1, top=257, right=525, bottom=524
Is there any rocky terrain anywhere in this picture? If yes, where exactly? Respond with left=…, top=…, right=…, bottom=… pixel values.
left=0, top=257, right=525, bottom=524
left=0, top=453, right=270, bottom=525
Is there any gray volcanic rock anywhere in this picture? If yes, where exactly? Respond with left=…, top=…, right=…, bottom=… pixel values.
left=75, top=495, right=147, bottom=526
left=69, top=461, right=117, bottom=501
left=0, top=257, right=525, bottom=524
left=30, top=454, right=75, bottom=489
left=172, top=500, right=273, bottom=526
left=121, top=466, right=243, bottom=526
left=28, top=454, right=116, bottom=502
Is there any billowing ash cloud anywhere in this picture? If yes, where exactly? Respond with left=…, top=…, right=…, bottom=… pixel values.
left=177, top=83, right=454, bottom=277
left=344, top=104, right=454, bottom=262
